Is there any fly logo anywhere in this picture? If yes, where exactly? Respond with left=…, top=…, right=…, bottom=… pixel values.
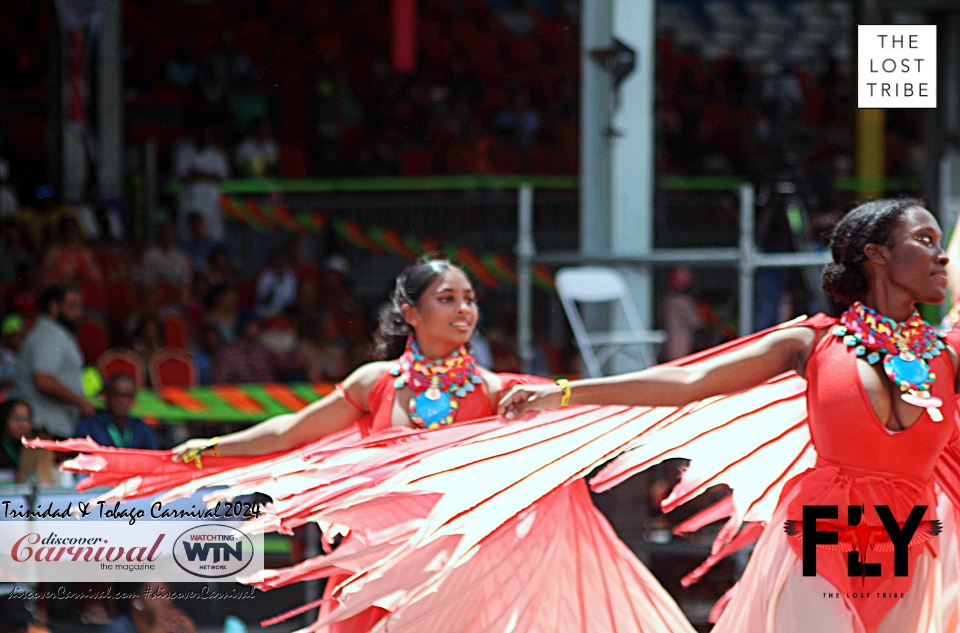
left=784, top=505, right=941, bottom=580
left=173, top=524, right=254, bottom=579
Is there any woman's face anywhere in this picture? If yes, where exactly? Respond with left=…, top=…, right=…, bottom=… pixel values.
left=4, top=403, right=31, bottom=441
left=403, top=268, right=478, bottom=351
left=881, top=207, right=948, bottom=305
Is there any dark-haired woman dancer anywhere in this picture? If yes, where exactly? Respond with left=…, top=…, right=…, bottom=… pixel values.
left=502, top=199, right=960, bottom=632
left=43, top=258, right=696, bottom=633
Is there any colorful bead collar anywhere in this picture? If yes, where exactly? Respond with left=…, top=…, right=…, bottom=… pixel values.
left=390, top=337, right=483, bottom=429
left=834, top=301, right=946, bottom=421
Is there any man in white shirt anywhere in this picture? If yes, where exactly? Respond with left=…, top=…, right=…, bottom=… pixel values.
left=175, top=126, right=230, bottom=242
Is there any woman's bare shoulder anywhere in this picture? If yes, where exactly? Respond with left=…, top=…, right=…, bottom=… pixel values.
left=343, top=361, right=396, bottom=388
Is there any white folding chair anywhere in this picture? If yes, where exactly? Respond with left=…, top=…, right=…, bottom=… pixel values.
left=555, top=266, right=667, bottom=377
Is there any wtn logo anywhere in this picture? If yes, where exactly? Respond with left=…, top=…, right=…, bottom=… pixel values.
left=173, top=524, right=255, bottom=579
left=180, top=541, right=243, bottom=564
left=783, top=505, right=941, bottom=579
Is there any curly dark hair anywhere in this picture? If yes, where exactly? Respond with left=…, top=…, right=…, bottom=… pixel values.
left=821, top=197, right=925, bottom=305
left=373, top=258, right=470, bottom=360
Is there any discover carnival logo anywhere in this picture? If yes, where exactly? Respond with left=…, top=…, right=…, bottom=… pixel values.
left=173, top=524, right=255, bottom=579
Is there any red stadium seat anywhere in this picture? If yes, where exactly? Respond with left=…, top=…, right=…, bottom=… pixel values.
left=149, top=350, right=197, bottom=389
left=80, top=281, right=105, bottom=315
left=104, top=279, right=137, bottom=332
left=161, top=315, right=190, bottom=349
left=97, top=348, right=146, bottom=388
left=77, top=317, right=109, bottom=365
left=399, top=145, right=434, bottom=177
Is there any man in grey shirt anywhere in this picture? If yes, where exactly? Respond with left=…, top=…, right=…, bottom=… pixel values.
left=12, top=285, right=94, bottom=438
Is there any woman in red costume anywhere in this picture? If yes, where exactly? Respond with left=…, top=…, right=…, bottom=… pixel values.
left=43, top=258, right=696, bottom=632
left=501, top=198, right=960, bottom=632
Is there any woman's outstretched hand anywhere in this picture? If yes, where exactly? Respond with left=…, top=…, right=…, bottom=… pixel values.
left=172, top=438, right=215, bottom=468
left=498, top=383, right=564, bottom=419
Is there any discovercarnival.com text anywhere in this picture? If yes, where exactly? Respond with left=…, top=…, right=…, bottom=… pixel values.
left=6, top=585, right=257, bottom=601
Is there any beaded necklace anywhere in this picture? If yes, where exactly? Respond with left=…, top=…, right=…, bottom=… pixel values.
left=391, top=336, right=483, bottom=429
left=834, top=301, right=947, bottom=421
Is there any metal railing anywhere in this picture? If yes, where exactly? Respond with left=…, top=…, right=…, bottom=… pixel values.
left=515, top=183, right=833, bottom=373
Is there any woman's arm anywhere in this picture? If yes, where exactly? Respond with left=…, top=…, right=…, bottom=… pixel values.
left=498, top=327, right=817, bottom=417
left=173, top=361, right=392, bottom=460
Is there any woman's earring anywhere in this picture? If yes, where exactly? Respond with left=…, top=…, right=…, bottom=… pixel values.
left=133, top=599, right=145, bottom=611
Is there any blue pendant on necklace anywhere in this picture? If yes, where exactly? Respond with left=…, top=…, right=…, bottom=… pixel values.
left=413, top=388, right=452, bottom=426
left=885, top=353, right=929, bottom=386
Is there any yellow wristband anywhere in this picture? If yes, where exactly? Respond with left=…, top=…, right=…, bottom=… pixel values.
left=556, top=379, right=571, bottom=407
left=208, top=437, right=220, bottom=457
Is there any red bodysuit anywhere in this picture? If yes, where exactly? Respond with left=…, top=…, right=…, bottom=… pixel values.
left=781, top=323, right=957, bottom=631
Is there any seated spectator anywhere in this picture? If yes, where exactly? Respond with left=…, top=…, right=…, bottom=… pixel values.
left=191, top=323, right=223, bottom=384
left=180, top=213, right=220, bottom=272
left=0, top=221, right=31, bottom=286
left=204, top=285, right=239, bottom=345
left=165, top=40, right=198, bottom=90
left=0, top=398, right=56, bottom=485
left=139, top=221, right=192, bottom=291
left=212, top=314, right=286, bottom=384
left=123, top=285, right=161, bottom=345
left=75, top=374, right=156, bottom=450
left=0, top=398, right=32, bottom=482
left=289, top=238, right=319, bottom=282
left=39, top=216, right=102, bottom=286
left=0, top=313, right=27, bottom=393
left=203, top=245, right=236, bottom=287
left=234, top=118, right=279, bottom=178
left=102, top=582, right=197, bottom=633
left=293, top=316, right=350, bottom=382
left=493, top=90, right=541, bottom=152
left=319, top=255, right=366, bottom=346
left=131, top=317, right=165, bottom=370
left=255, top=248, right=297, bottom=318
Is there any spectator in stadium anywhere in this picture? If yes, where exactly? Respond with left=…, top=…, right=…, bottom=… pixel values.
left=212, top=313, right=287, bottom=384
left=191, top=322, right=223, bottom=385
left=203, top=284, right=240, bottom=345
left=0, top=221, right=31, bottom=286
left=174, top=124, right=230, bottom=242
left=12, top=285, right=93, bottom=439
left=493, top=90, right=541, bottom=153
left=0, top=398, right=32, bottom=481
left=202, top=244, right=236, bottom=287
left=130, top=316, right=165, bottom=370
left=74, top=373, right=157, bottom=450
left=234, top=117, right=279, bottom=178
left=0, top=313, right=26, bottom=393
left=255, top=247, right=297, bottom=319
left=139, top=220, right=192, bottom=290
left=180, top=212, right=220, bottom=272
left=122, top=285, right=161, bottom=346
left=164, top=40, right=199, bottom=90
left=662, top=266, right=704, bottom=361
left=38, top=215, right=102, bottom=286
